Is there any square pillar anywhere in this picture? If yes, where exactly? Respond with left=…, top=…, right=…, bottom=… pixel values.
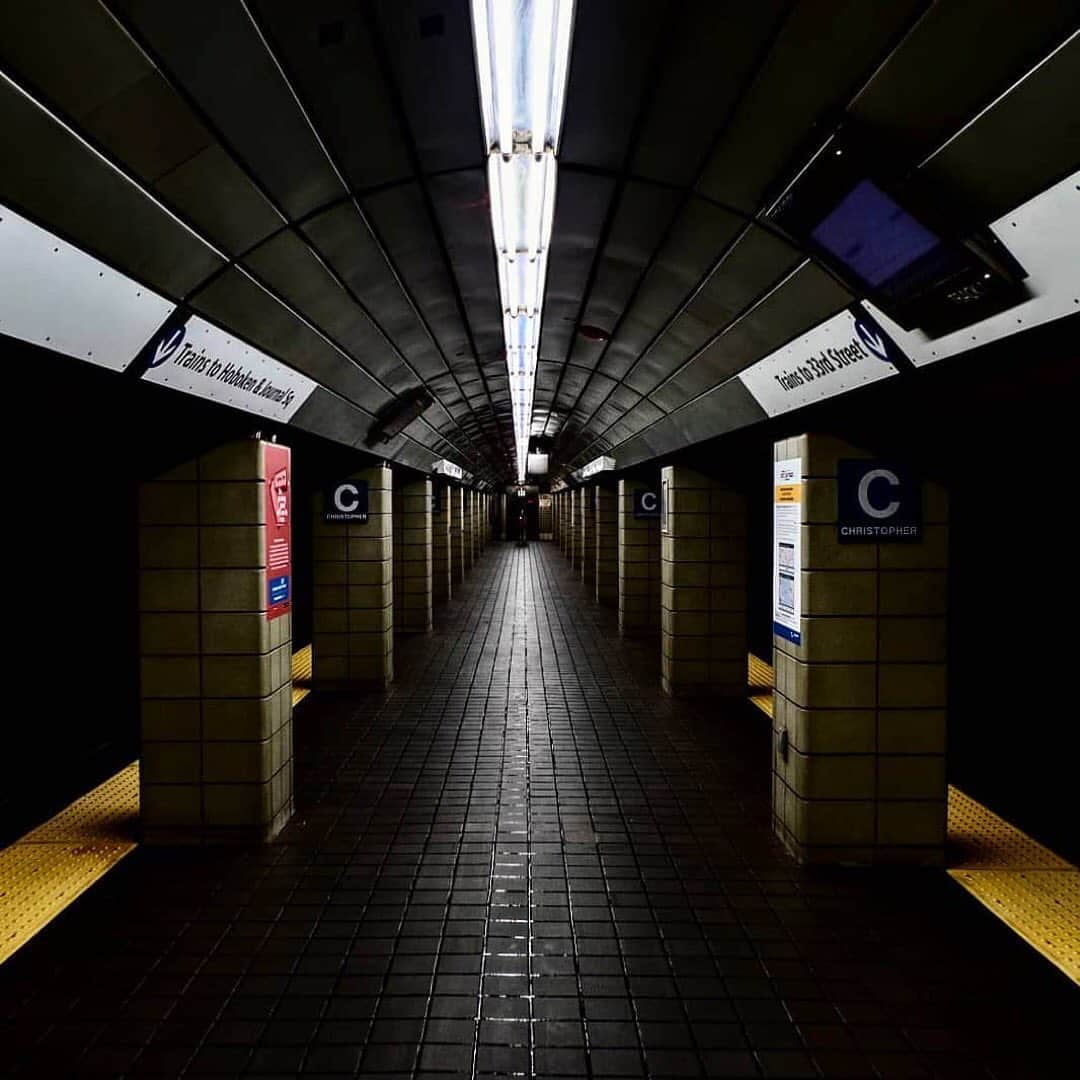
left=312, top=464, right=393, bottom=689
left=450, top=485, right=465, bottom=587
left=618, top=479, right=661, bottom=637
left=771, top=434, right=949, bottom=866
left=473, top=490, right=483, bottom=557
left=580, top=487, right=596, bottom=590
left=568, top=490, right=579, bottom=569
left=596, top=486, right=618, bottom=605
left=138, top=439, right=293, bottom=844
left=660, top=465, right=747, bottom=698
left=463, top=488, right=474, bottom=572
left=433, top=480, right=452, bottom=603
left=393, top=478, right=433, bottom=634
left=560, top=492, right=569, bottom=555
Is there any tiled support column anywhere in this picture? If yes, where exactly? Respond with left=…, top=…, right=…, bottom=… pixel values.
left=561, top=492, right=570, bottom=556
left=772, top=433, right=949, bottom=867
left=312, top=464, right=393, bottom=689
left=596, top=486, right=618, bottom=605
left=450, top=486, right=464, bottom=587
left=568, top=490, right=579, bottom=569
left=138, top=440, right=293, bottom=844
left=473, top=491, right=483, bottom=557
left=579, top=487, right=596, bottom=590
left=393, top=478, right=432, bottom=634
left=660, top=465, right=747, bottom=698
left=463, top=488, right=474, bottom=573
left=432, top=480, right=452, bottom=604
left=618, top=479, right=661, bottom=637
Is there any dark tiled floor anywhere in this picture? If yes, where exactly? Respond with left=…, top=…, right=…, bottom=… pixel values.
left=1, top=543, right=1076, bottom=1078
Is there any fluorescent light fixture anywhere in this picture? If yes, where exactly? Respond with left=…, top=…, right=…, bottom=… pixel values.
left=432, top=458, right=464, bottom=480
left=579, top=455, right=615, bottom=479
left=471, top=0, right=576, bottom=483
left=527, top=452, right=549, bottom=475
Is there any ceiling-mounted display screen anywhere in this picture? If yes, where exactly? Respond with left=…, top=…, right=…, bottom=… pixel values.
left=771, top=131, right=1028, bottom=336
left=810, top=180, right=947, bottom=298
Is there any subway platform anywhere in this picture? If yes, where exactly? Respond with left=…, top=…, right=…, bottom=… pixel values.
left=1, top=544, right=1075, bottom=1079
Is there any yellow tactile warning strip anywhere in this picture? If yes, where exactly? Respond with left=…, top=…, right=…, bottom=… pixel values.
left=947, top=786, right=1073, bottom=871
left=747, top=653, right=774, bottom=718
left=947, top=787, right=1079, bottom=985
left=0, top=762, right=139, bottom=965
left=744, top=651, right=1079, bottom=985
left=1, top=645, right=315, bottom=966
left=292, top=642, right=312, bottom=707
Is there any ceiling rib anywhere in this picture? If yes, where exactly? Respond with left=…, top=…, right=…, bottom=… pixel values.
left=239, top=0, right=504, bottom=477
left=544, top=0, right=802, bottom=456
left=359, top=3, right=515, bottom=477
left=99, top=0, right=500, bottom=480
left=539, top=7, right=684, bottom=441
left=553, top=0, right=940, bottom=474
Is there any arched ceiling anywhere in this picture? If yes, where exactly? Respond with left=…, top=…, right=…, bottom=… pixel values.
left=1, top=1, right=1075, bottom=484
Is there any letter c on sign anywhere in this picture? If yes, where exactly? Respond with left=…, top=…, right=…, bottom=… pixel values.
left=334, top=483, right=360, bottom=512
left=857, top=468, right=900, bottom=519
left=641, top=492, right=657, bottom=512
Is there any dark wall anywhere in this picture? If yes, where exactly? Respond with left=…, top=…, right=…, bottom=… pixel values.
left=1, top=337, right=382, bottom=843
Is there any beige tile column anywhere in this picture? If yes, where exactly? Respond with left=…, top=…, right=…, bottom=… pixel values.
left=432, top=480, right=452, bottom=604
left=312, top=464, right=393, bottom=689
left=463, top=488, right=474, bottom=573
left=580, top=486, right=596, bottom=590
left=771, top=434, right=948, bottom=866
left=660, top=465, right=747, bottom=698
left=567, top=490, right=579, bottom=569
left=450, top=485, right=465, bottom=588
left=393, top=477, right=432, bottom=634
left=596, top=485, right=618, bottom=605
left=139, top=439, right=293, bottom=844
left=561, top=492, right=570, bottom=556
left=618, top=478, right=661, bottom=637
left=473, top=490, right=483, bottom=558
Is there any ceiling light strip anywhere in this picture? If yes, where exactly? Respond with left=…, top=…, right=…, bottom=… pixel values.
left=471, top=0, right=576, bottom=482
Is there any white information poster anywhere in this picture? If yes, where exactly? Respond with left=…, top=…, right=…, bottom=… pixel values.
left=773, top=458, right=802, bottom=646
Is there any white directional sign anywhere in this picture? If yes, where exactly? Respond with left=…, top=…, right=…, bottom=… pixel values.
left=738, top=305, right=901, bottom=418
left=140, top=315, right=316, bottom=423
left=0, top=203, right=176, bottom=371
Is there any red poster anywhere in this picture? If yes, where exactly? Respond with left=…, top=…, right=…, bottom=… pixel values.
left=264, top=443, right=291, bottom=621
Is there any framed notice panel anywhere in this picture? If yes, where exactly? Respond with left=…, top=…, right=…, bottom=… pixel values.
left=265, top=444, right=292, bottom=621
left=773, top=459, right=802, bottom=645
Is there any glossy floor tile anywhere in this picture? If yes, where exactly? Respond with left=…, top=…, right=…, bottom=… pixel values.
left=0, top=544, right=1075, bottom=1078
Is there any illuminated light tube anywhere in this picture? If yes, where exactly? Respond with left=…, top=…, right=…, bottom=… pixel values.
left=471, top=0, right=576, bottom=482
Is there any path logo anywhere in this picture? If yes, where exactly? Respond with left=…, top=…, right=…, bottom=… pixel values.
left=853, top=316, right=891, bottom=363
left=149, top=325, right=185, bottom=367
